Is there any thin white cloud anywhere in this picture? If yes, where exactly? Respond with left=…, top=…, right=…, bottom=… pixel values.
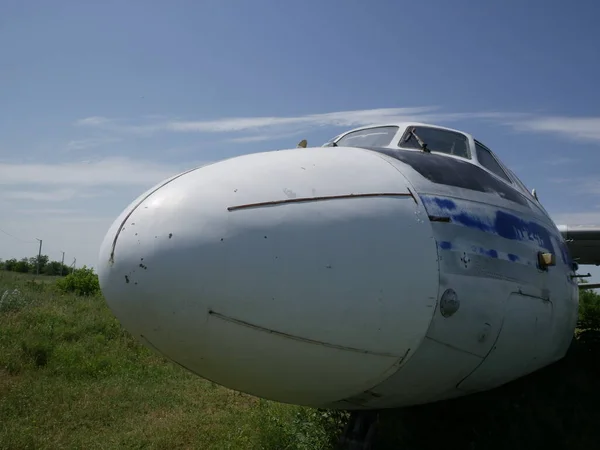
left=542, top=156, right=579, bottom=166
left=66, top=137, right=122, bottom=151
left=14, top=208, right=83, bottom=215
left=513, top=116, right=600, bottom=142
left=75, top=116, right=112, bottom=126
left=0, top=157, right=189, bottom=187
left=74, top=116, right=164, bottom=135
left=0, top=188, right=113, bottom=202
left=164, top=107, right=439, bottom=133
left=421, top=111, right=531, bottom=123
left=227, top=129, right=310, bottom=144
left=73, top=108, right=600, bottom=150
left=227, top=134, right=291, bottom=143
left=3, top=189, right=88, bottom=202
left=75, top=107, right=522, bottom=137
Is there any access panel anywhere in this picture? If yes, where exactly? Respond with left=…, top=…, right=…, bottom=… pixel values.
left=457, top=292, right=553, bottom=393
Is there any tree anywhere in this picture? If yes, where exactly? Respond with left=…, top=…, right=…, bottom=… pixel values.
left=44, top=261, right=72, bottom=276
left=4, top=258, right=17, bottom=271
left=14, top=258, right=30, bottom=273
left=1, top=254, right=71, bottom=277
left=578, top=287, right=600, bottom=330
left=29, top=255, right=49, bottom=274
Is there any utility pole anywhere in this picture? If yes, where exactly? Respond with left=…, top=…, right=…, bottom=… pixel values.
left=35, top=238, right=42, bottom=275
left=60, top=251, right=65, bottom=276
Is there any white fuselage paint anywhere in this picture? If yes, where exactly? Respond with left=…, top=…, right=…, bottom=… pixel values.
left=98, top=125, right=579, bottom=411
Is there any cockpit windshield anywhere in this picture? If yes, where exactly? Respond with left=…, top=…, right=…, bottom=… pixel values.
left=323, top=125, right=471, bottom=161
left=399, top=126, right=470, bottom=159
left=327, top=126, right=399, bottom=148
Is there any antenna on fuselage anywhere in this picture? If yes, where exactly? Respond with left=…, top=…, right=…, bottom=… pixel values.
left=532, top=188, right=539, bottom=201
left=297, top=139, right=307, bottom=148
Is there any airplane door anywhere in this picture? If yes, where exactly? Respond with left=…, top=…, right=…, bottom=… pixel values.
left=457, top=292, right=553, bottom=393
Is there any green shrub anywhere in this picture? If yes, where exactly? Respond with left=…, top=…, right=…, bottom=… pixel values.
left=55, top=266, right=100, bottom=296
left=245, top=402, right=348, bottom=450
left=578, top=288, right=600, bottom=330
left=0, top=288, right=27, bottom=313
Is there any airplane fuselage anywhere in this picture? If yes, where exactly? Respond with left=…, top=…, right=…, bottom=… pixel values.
left=97, top=122, right=579, bottom=410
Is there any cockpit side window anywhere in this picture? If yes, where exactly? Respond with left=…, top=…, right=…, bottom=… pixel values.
left=398, top=126, right=470, bottom=159
left=506, top=167, right=535, bottom=199
left=475, top=142, right=512, bottom=184
left=334, top=126, right=399, bottom=148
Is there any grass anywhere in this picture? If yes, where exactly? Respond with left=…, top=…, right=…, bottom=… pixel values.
left=0, top=271, right=343, bottom=450
left=1, top=270, right=600, bottom=449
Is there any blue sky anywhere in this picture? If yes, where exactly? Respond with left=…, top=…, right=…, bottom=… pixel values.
left=1, top=0, right=600, bottom=283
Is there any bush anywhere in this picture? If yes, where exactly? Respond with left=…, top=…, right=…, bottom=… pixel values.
left=578, top=288, right=600, bottom=330
left=0, top=288, right=27, bottom=313
left=246, top=402, right=348, bottom=450
left=55, top=266, right=101, bottom=296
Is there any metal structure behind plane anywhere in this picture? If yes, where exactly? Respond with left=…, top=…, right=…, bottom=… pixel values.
left=97, top=122, right=600, bottom=414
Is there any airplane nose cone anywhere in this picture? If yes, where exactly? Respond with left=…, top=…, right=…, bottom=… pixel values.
left=98, top=146, right=440, bottom=408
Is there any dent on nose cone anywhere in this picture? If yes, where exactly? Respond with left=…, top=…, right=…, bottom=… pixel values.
left=98, top=146, right=440, bottom=408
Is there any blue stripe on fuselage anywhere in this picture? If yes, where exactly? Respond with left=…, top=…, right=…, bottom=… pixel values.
left=421, top=195, right=559, bottom=257
left=437, top=240, right=529, bottom=266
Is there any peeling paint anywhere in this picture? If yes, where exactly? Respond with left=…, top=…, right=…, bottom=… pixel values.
left=433, top=198, right=457, bottom=210
left=440, top=237, right=527, bottom=266
left=421, top=195, right=557, bottom=253
left=478, top=247, right=498, bottom=259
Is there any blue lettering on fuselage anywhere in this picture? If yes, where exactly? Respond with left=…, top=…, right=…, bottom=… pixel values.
left=421, top=195, right=558, bottom=256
